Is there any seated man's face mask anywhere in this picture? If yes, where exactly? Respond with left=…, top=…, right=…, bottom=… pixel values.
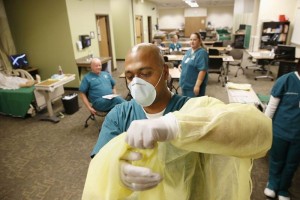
left=128, top=70, right=163, bottom=107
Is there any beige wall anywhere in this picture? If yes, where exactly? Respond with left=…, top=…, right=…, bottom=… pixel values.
left=157, top=6, right=234, bottom=30
left=133, top=0, right=158, bottom=44
left=65, top=0, right=119, bottom=70
left=255, top=0, right=299, bottom=56
left=207, top=6, right=234, bottom=29
left=111, top=0, right=134, bottom=59
left=109, top=0, right=158, bottom=59
left=158, top=9, right=185, bottom=29
left=4, top=0, right=78, bottom=87
left=66, top=0, right=111, bottom=59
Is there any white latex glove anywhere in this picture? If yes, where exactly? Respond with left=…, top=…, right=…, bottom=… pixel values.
left=125, top=113, right=178, bottom=149
left=120, top=151, right=162, bottom=191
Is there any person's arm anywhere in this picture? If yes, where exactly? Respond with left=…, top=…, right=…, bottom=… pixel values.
left=193, top=70, right=206, bottom=96
left=125, top=97, right=272, bottom=159
left=80, top=92, right=97, bottom=115
left=264, top=95, right=280, bottom=119
left=171, top=97, right=272, bottom=159
left=112, top=86, right=117, bottom=94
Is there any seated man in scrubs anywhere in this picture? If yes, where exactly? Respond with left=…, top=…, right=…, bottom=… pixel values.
left=169, top=34, right=182, bottom=52
left=84, top=43, right=272, bottom=200
left=79, top=57, right=125, bottom=114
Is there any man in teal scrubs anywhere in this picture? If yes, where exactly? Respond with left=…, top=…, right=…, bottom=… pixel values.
left=90, top=44, right=189, bottom=157
left=169, top=34, right=182, bottom=52
left=79, top=58, right=125, bottom=114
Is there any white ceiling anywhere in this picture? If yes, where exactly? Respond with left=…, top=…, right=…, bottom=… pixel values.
left=147, top=0, right=235, bottom=9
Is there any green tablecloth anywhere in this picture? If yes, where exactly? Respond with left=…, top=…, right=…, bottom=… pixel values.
left=0, top=86, right=35, bottom=117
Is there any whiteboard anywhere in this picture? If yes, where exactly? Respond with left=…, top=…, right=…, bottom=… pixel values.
left=291, top=1, right=300, bottom=45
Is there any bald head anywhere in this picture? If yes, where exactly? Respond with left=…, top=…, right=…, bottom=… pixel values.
left=90, top=57, right=102, bottom=74
left=91, top=57, right=101, bottom=66
left=125, top=43, right=164, bottom=69
left=124, top=43, right=171, bottom=111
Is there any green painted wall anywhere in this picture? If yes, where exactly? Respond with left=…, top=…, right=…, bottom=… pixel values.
left=4, top=0, right=158, bottom=87
left=4, top=0, right=78, bottom=87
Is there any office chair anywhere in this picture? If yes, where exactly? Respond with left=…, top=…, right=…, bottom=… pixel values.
left=227, top=49, right=244, bottom=77
left=208, top=57, right=225, bottom=86
left=165, top=61, right=180, bottom=94
left=277, top=60, right=298, bottom=79
left=199, top=31, right=206, bottom=40
left=163, top=56, right=169, bottom=62
left=84, top=109, right=108, bottom=128
left=208, top=48, right=220, bottom=55
left=213, top=41, right=223, bottom=47
left=254, top=59, right=275, bottom=81
left=245, top=56, right=258, bottom=69
left=83, top=91, right=109, bottom=128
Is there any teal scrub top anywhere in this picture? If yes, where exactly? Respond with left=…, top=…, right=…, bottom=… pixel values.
left=179, top=48, right=208, bottom=90
left=91, top=94, right=190, bottom=157
left=272, top=72, right=300, bottom=141
left=169, top=43, right=182, bottom=51
left=79, top=71, right=115, bottom=104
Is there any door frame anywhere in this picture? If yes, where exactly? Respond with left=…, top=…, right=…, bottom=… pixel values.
left=95, top=14, right=114, bottom=70
left=135, top=15, right=144, bottom=44
left=147, top=16, right=152, bottom=43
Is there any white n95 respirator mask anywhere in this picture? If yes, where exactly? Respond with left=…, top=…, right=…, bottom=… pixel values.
left=128, top=71, right=163, bottom=107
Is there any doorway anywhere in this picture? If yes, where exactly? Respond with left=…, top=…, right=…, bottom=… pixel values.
left=135, top=15, right=143, bottom=44
left=147, top=16, right=152, bottom=43
left=96, top=15, right=113, bottom=64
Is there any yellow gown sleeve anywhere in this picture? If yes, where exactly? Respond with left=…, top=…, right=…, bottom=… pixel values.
left=171, top=96, right=272, bottom=159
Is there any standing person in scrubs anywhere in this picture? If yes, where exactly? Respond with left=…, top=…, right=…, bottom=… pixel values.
left=264, top=60, right=300, bottom=200
left=179, top=32, right=208, bottom=97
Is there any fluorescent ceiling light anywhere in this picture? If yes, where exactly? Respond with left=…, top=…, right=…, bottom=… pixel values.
left=183, top=0, right=199, bottom=8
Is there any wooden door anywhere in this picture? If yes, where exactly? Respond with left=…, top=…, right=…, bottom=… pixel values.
left=96, top=16, right=110, bottom=57
left=135, top=15, right=143, bottom=44
left=185, top=17, right=206, bottom=37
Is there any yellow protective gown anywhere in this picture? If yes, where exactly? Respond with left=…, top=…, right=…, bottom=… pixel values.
left=82, top=97, right=272, bottom=200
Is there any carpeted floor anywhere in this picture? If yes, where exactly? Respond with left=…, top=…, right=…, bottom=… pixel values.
left=0, top=58, right=299, bottom=200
